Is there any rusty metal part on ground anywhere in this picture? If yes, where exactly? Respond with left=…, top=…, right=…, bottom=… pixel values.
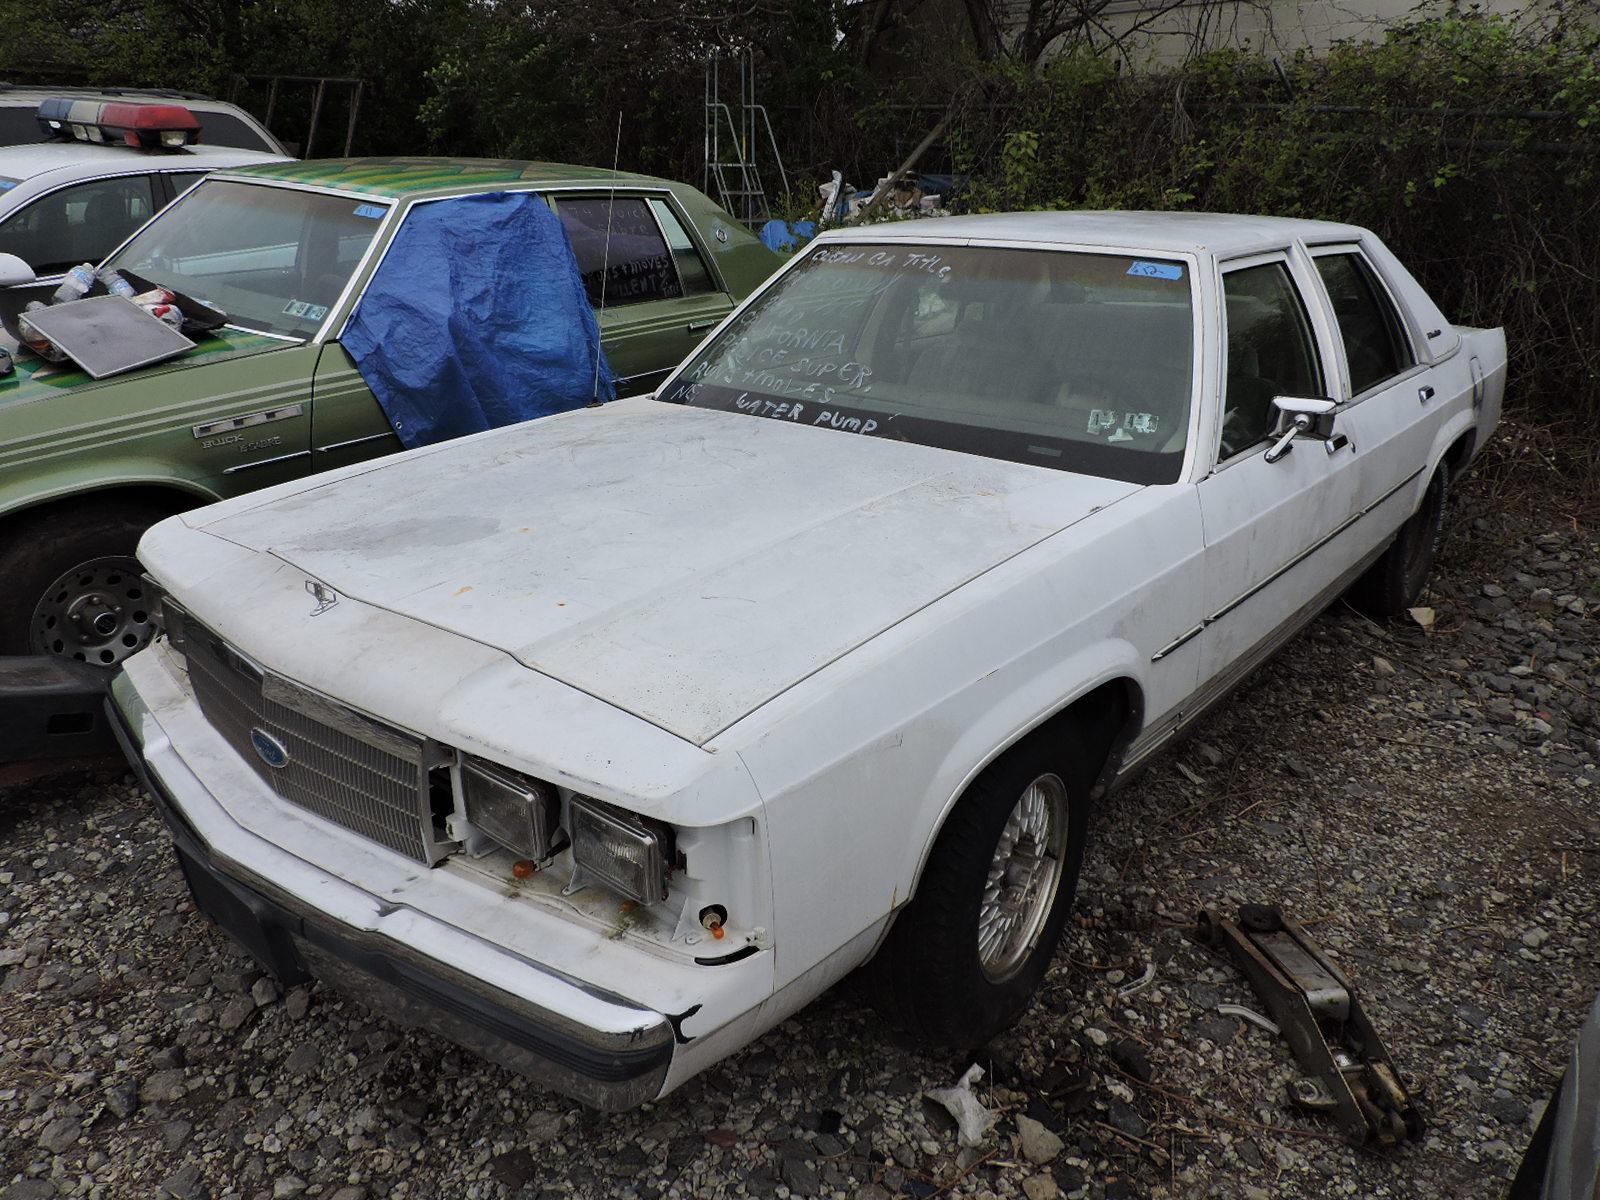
left=1196, top=903, right=1423, bottom=1147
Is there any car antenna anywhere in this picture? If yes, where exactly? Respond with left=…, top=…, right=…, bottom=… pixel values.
left=590, top=111, right=622, bottom=407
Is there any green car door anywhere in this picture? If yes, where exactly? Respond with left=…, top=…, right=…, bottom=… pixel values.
left=550, top=190, right=735, bottom=395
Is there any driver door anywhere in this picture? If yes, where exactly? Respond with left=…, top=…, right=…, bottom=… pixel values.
left=1195, top=251, right=1367, bottom=686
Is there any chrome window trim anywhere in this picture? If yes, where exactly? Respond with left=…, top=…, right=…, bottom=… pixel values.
left=222, top=449, right=312, bottom=474
left=316, top=429, right=399, bottom=454
left=1211, top=250, right=1333, bottom=471
left=1305, top=241, right=1423, bottom=383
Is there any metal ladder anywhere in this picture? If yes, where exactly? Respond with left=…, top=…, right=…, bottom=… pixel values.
left=704, top=52, right=790, bottom=228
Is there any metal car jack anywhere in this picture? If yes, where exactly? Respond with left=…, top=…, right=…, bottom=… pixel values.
left=1196, top=904, right=1423, bottom=1147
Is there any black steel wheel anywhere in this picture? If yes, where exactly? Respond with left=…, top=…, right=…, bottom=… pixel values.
left=0, top=499, right=173, bottom=666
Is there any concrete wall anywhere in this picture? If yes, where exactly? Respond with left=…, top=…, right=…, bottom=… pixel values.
left=1082, top=0, right=1568, bottom=65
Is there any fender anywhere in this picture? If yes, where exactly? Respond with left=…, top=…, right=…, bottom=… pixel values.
left=0, top=468, right=221, bottom=526
left=903, top=638, right=1147, bottom=902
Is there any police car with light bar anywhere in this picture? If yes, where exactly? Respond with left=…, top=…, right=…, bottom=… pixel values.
left=0, top=98, right=287, bottom=303
left=0, top=83, right=285, bottom=153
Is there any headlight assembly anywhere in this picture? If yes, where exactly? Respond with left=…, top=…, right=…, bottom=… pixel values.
left=461, top=758, right=561, bottom=861
left=568, top=795, right=673, bottom=904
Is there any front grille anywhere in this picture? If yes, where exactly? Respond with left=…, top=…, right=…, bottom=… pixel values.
left=170, top=607, right=444, bottom=864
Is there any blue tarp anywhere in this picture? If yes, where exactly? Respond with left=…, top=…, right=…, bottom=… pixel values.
left=758, top=218, right=817, bottom=253
left=343, top=192, right=615, bottom=450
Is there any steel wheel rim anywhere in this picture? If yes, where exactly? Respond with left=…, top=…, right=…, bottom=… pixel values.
left=30, top=556, right=153, bottom=667
left=978, top=772, right=1069, bottom=983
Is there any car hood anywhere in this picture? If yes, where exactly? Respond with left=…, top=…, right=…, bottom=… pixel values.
left=191, top=397, right=1141, bottom=744
left=0, top=324, right=285, bottom=414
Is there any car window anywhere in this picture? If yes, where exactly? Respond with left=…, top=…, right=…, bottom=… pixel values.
left=647, top=198, right=717, bottom=296
left=194, top=111, right=276, bottom=153
left=1314, top=252, right=1413, bottom=395
left=105, top=179, right=388, bottom=338
left=0, top=174, right=157, bottom=276
left=0, top=107, right=43, bottom=146
left=165, top=171, right=207, bottom=197
left=1220, top=262, right=1323, bottom=461
left=659, top=243, right=1196, bottom=485
left=556, top=195, right=680, bottom=308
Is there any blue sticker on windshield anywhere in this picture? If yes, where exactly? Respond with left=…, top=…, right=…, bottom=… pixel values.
left=1127, top=260, right=1183, bottom=281
left=0, top=181, right=16, bottom=191
left=352, top=204, right=386, bottom=219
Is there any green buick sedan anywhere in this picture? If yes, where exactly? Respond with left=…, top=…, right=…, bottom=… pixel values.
left=0, top=158, right=778, bottom=666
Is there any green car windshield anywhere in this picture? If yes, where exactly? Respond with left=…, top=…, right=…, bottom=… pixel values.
left=658, top=242, right=1197, bottom=485
left=105, top=180, right=389, bottom=339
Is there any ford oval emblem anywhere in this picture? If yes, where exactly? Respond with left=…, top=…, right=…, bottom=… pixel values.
left=249, top=727, right=290, bottom=769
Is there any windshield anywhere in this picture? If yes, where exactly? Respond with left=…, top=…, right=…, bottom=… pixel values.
left=105, top=180, right=388, bottom=338
left=658, top=242, right=1196, bottom=484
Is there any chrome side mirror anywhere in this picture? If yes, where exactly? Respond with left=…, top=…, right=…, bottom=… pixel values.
left=0, top=253, right=36, bottom=288
left=1264, top=395, right=1338, bottom=464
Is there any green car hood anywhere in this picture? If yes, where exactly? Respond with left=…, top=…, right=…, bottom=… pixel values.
left=0, top=326, right=287, bottom=415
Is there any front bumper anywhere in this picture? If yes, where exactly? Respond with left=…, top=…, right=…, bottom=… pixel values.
left=0, top=654, right=118, bottom=763
left=107, top=668, right=681, bottom=1111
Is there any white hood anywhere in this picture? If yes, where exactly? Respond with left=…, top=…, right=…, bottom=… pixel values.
left=193, top=398, right=1140, bottom=744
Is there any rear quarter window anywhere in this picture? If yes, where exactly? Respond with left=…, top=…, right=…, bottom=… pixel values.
left=194, top=111, right=277, bottom=153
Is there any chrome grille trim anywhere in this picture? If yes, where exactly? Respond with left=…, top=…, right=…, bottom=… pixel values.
left=168, top=604, right=446, bottom=865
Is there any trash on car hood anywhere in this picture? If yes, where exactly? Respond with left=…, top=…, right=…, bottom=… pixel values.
left=0, top=324, right=284, bottom=411
left=191, top=397, right=1142, bottom=744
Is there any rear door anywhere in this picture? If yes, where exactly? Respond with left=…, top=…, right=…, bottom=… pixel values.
left=551, top=191, right=733, bottom=396
left=1306, top=244, right=1446, bottom=533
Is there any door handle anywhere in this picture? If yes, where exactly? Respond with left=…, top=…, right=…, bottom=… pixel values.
left=1325, top=432, right=1352, bottom=455
left=687, top=320, right=718, bottom=333
left=1418, top=385, right=1435, bottom=403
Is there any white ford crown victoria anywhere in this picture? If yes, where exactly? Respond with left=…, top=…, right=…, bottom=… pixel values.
left=110, top=211, right=1506, bottom=1109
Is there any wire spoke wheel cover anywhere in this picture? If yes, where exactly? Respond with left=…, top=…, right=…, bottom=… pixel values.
left=30, top=556, right=153, bottom=666
left=977, top=771, right=1069, bottom=983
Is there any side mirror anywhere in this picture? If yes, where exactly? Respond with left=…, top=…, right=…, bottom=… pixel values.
left=0, top=253, right=36, bottom=288
left=1264, top=395, right=1338, bottom=464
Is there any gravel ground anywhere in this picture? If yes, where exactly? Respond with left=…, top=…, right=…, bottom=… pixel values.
left=3, top=459, right=1598, bottom=1200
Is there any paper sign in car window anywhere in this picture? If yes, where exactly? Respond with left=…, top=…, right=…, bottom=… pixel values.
left=352, top=204, right=386, bottom=219
left=282, top=300, right=330, bottom=321
left=1127, top=260, right=1184, bottom=281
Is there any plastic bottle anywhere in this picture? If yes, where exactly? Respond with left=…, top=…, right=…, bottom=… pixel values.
left=97, top=268, right=138, bottom=300
left=50, top=263, right=96, bottom=305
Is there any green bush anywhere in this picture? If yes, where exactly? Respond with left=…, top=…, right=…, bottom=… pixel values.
left=942, top=14, right=1600, bottom=446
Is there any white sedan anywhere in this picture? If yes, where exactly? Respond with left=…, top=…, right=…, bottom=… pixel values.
left=109, top=211, right=1506, bottom=1109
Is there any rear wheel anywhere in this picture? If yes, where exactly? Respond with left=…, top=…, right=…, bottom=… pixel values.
left=1349, top=466, right=1448, bottom=618
left=866, top=726, right=1092, bottom=1045
left=0, top=500, right=172, bottom=666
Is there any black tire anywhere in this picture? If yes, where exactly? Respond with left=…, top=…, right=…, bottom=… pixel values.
left=1349, top=465, right=1448, bottom=618
left=0, top=498, right=173, bottom=665
left=865, top=725, right=1093, bottom=1045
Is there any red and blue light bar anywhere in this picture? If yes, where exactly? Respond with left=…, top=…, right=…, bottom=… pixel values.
left=37, top=99, right=201, bottom=149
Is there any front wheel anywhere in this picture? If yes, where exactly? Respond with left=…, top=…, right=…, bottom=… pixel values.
left=0, top=500, right=171, bottom=666
left=1349, top=466, right=1448, bottom=618
left=866, top=726, right=1091, bottom=1045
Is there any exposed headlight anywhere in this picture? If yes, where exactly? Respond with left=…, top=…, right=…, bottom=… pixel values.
left=143, top=575, right=186, bottom=648
left=462, top=758, right=560, bottom=860
left=569, top=796, right=671, bottom=904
